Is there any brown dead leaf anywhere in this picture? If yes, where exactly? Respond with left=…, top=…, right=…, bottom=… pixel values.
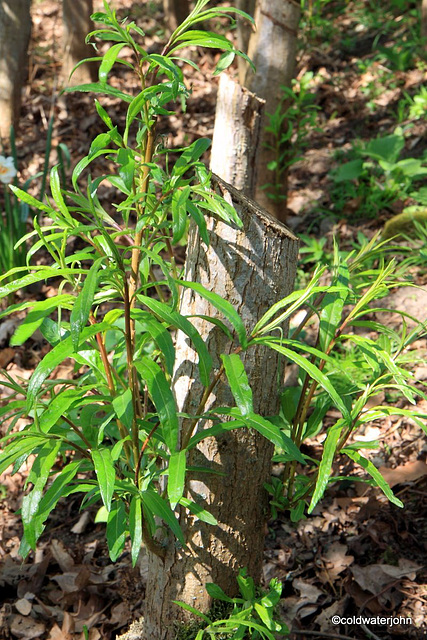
left=351, top=559, right=421, bottom=595
left=0, top=347, right=15, bottom=368
left=71, top=512, right=91, bottom=535
left=51, top=539, right=75, bottom=572
left=379, top=460, right=427, bottom=488
left=47, top=624, right=72, bottom=640
left=52, top=566, right=91, bottom=593
left=10, top=614, right=45, bottom=638
left=319, top=542, right=354, bottom=584
left=14, top=598, right=32, bottom=616
left=314, top=596, right=349, bottom=632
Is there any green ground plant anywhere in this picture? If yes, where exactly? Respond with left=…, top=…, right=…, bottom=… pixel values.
left=0, top=121, right=70, bottom=281
left=175, top=569, right=287, bottom=639
left=330, top=128, right=427, bottom=218
left=265, top=234, right=427, bottom=520
left=263, top=72, right=320, bottom=204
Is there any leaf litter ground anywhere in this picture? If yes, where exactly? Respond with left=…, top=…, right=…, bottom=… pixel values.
left=1, top=0, right=427, bottom=638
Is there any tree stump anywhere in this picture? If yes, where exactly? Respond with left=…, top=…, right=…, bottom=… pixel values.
left=210, top=73, right=265, bottom=199
left=143, top=176, right=299, bottom=639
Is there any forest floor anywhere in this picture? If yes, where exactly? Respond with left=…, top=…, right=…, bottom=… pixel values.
left=1, top=1, right=427, bottom=639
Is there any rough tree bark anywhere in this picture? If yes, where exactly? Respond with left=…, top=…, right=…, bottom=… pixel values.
left=0, top=0, right=31, bottom=138
left=210, top=73, right=265, bottom=198
left=142, top=177, right=299, bottom=639
left=163, top=0, right=190, bottom=33
left=244, top=0, right=301, bottom=222
left=62, top=0, right=96, bottom=86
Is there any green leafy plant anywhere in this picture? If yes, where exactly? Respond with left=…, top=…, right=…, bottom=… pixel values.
left=330, top=128, right=427, bottom=218
left=175, top=569, right=288, bottom=639
left=263, top=235, right=427, bottom=519
left=0, top=0, right=263, bottom=564
left=0, top=122, right=70, bottom=282
left=262, top=72, right=320, bottom=203
left=0, top=0, right=425, bottom=611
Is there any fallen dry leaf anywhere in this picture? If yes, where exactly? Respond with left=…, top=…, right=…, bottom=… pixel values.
left=10, top=614, right=45, bottom=638
left=351, top=559, right=421, bottom=596
left=319, top=542, right=354, bottom=584
left=14, top=598, right=32, bottom=616
left=51, top=539, right=75, bottom=572
left=379, top=460, right=427, bottom=488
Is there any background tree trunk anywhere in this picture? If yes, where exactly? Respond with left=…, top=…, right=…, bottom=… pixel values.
left=143, top=177, right=298, bottom=639
left=0, top=0, right=31, bottom=139
left=62, top=0, right=96, bottom=86
left=422, top=0, right=427, bottom=41
left=244, top=0, right=301, bottom=222
left=210, top=73, right=265, bottom=198
left=236, top=0, right=256, bottom=83
left=163, top=0, right=190, bottom=33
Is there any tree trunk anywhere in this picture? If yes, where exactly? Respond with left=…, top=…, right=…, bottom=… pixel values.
left=422, top=0, right=427, bottom=41
left=62, top=0, right=96, bottom=86
left=143, top=177, right=298, bottom=639
left=236, top=0, right=256, bottom=83
left=0, top=0, right=31, bottom=138
left=210, top=73, right=265, bottom=198
left=244, top=0, right=301, bottom=222
left=163, top=0, right=190, bottom=33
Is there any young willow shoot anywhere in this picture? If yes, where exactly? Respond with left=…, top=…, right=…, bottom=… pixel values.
left=0, top=1, right=424, bottom=572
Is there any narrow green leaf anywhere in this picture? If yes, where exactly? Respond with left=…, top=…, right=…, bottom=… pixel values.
left=343, top=449, right=404, bottom=507
left=129, top=495, right=143, bottom=567
left=112, top=388, right=134, bottom=432
left=0, top=435, right=48, bottom=476
left=98, top=42, right=126, bottom=83
left=40, top=388, right=85, bottom=433
left=0, top=268, right=84, bottom=301
left=142, top=489, right=185, bottom=544
left=172, top=186, right=190, bottom=243
left=242, top=413, right=305, bottom=464
left=106, top=501, right=127, bottom=562
left=92, top=448, right=116, bottom=511
left=22, top=439, right=61, bottom=549
left=179, top=281, right=247, bottom=348
left=264, top=342, right=352, bottom=424
left=63, top=82, right=133, bottom=102
left=179, top=497, right=217, bottom=525
left=205, top=583, right=234, bottom=602
left=168, top=450, right=187, bottom=508
left=308, top=421, right=344, bottom=514
left=70, top=257, right=104, bottom=350
left=134, top=358, right=179, bottom=453
left=9, top=185, right=52, bottom=213
left=213, top=50, right=235, bottom=76
left=50, top=166, right=74, bottom=226
left=173, top=601, right=212, bottom=624
left=138, top=295, right=212, bottom=386
left=36, top=461, right=82, bottom=523
left=10, top=295, right=74, bottom=346
left=187, top=201, right=209, bottom=246
left=221, top=354, right=253, bottom=416
left=172, top=138, right=211, bottom=177
left=26, top=322, right=111, bottom=409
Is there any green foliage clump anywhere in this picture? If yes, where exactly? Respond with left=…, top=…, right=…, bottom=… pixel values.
left=382, top=207, right=427, bottom=239
left=174, top=569, right=288, bottom=639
